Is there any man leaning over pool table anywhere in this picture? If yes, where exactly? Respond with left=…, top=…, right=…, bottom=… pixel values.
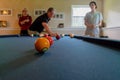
left=29, top=7, right=58, bottom=37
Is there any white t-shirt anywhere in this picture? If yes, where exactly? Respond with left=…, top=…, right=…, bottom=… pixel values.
left=84, top=11, right=103, bottom=37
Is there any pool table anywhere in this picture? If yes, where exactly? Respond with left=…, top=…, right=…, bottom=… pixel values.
left=0, top=35, right=120, bottom=80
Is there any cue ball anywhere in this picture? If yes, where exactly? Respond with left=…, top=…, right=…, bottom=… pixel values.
left=31, top=34, right=34, bottom=37
left=60, top=34, right=65, bottom=37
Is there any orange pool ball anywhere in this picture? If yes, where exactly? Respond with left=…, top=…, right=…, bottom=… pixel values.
left=35, top=37, right=50, bottom=53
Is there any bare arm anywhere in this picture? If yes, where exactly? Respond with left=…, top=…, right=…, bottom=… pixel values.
left=98, top=13, right=103, bottom=27
left=84, top=19, right=94, bottom=28
left=19, top=18, right=25, bottom=26
left=97, top=20, right=102, bottom=27
left=84, top=19, right=89, bottom=26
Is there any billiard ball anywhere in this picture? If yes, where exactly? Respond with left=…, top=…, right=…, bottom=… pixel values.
left=69, top=33, right=74, bottom=38
left=56, top=34, right=60, bottom=40
left=45, top=36, right=54, bottom=46
left=60, top=34, right=65, bottom=37
left=34, top=37, right=50, bottom=53
left=31, top=34, right=34, bottom=37
left=44, top=34, right=49, bottom=37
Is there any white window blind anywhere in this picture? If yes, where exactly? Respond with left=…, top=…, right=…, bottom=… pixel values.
left=72, top=5, right=90, bottom=28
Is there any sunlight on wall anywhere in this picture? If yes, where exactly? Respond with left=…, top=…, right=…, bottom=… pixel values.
left=107, top=11, right=120, bottom=27
left=104, top=0, right=120, bottom=27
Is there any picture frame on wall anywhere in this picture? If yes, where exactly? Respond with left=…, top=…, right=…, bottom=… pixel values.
left=56, top=14, right=59, bottom=18
left=53, top=13, right=65, bottom=20
left=0, top=9, right=12, bottom=16
left=35, top=11, right=38, bottom=15
left=0, top=21, right=7, bottom=27
left=34, top=9, right=65, bottom=20
left=60, top=14, right=63, bottom=19
left=34, top=9, right=46, bottom=16
left=43, top=11, right=46, bottom=14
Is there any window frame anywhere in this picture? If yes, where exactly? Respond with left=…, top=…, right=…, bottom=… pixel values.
left=71, top=5, right=90, bottom=28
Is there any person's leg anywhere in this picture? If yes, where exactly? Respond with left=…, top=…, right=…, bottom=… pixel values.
left=20, top=30, right=24, bottom=36
left=85, top=28, right=98, bottom=37
left=20, top=30, right=28, bottom=36
left=85, top=28, right=92, bottom=37
left=21, top=30, right=29, bottom=36
left=93, top=28, right=100, bottom=38
left=25, top=30, right=29, bottom=36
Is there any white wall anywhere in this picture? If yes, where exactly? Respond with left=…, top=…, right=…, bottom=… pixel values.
left=104, top=0, right=120, bottom=27
left=102, top=0, right=120, bottom=40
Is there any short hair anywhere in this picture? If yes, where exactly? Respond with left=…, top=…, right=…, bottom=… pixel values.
left=22, top=8, right=27, bottom=12
left=47, top=7, right=54, bottom=13
left=89, top=1, right=97, bottom=9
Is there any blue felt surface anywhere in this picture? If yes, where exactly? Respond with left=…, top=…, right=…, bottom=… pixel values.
left=0, top=37, right=120, bottom=80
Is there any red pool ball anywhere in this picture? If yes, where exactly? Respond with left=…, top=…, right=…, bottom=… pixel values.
left=56, top=34, right=60, bottom=40
left=45, top=36, right=54, bottom=46
left=44, top=34, right=49, bottom=37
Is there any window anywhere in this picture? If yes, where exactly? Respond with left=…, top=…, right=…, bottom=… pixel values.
left=72, top=5, right=91, bottom=28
